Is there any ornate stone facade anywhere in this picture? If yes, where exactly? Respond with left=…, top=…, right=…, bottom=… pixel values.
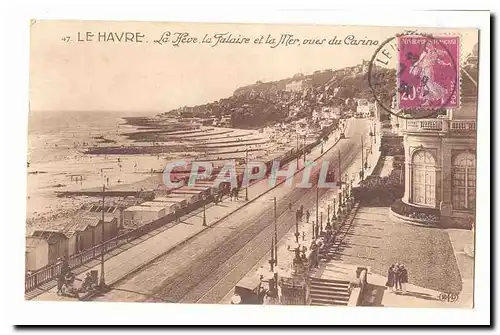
left=401, top=103, right=477, bottom=229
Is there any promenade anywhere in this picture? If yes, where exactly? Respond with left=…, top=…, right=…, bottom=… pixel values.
left=216, top=141, right=473, bottom=308
left=218, top=133, right=376, bottom=303
left=31, top=121, right=354, bottom=301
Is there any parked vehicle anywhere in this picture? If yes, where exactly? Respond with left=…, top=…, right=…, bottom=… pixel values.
left=230, top=276, right=267, bottom=304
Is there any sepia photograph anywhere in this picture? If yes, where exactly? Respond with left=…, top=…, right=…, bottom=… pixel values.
left=24, top=21, right=480, bottom=309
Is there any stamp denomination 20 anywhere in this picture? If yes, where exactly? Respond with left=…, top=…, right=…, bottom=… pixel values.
left=397, top=35, right=460, bottom=110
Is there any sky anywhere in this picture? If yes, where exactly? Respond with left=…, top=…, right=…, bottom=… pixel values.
left=29, top=21, right=478, bottom=113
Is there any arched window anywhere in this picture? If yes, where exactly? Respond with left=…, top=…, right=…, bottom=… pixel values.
left=452, top=152, right=476, bottom=210
left=412, top=150, right=436, bottom=206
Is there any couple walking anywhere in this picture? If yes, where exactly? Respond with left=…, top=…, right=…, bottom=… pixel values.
left=386, top=263, right=408, bottom=294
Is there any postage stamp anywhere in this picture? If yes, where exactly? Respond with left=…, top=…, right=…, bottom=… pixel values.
left=397, top=35, right=460, bottom=110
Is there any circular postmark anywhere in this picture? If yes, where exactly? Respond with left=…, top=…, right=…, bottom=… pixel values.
left=368, top=31, right=460, bottom=120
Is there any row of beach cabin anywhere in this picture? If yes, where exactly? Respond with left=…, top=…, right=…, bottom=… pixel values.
left=26, top=139, right=320, bottom=274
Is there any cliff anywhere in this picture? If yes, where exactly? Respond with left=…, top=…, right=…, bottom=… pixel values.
left=162, top=64, right=396, bottom=129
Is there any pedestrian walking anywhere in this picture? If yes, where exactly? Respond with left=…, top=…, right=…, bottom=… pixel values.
left=385, top=264, right=396, bottom=293
left=394, top=263, right=402, bottom=292
left=306, top=210, right=310, bottom=223
left=61, top=257, right=70, bottom=276
left=309, top=241, right=319, bottom=269
left=56, top=271, right=65, bottom=295
left=399, top=264, right=408, bottom=294
left=289, top=202, right=292, bottom=212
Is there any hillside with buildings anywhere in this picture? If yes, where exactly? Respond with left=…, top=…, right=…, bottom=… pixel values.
left=162, top=62, right=396, bottom=129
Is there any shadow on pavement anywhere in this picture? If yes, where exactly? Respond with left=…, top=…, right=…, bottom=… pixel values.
left=396, top=290, right=441, bottom=301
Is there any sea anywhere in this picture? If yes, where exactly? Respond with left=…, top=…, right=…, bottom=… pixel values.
left=26, top=110, right=163, bottom=229
left=28, top=110, right=139, bottom=165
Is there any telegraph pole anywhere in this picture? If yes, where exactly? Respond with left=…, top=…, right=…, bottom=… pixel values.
left=202, top=201, right=207, bottom=226
left=327, top=205, right=330, bottom=226
left=245, top=147, right=249, bottom=201
left=315, top=176, right=319, bottom=240
left=99, top=184, right=106, bottom=290
left=274, top=197, right=278, bottom=267
left=338, top=150, right=342, bottom=186
left=269, top=234, right=275, bottom=272
left=295, top=211, right=300, bottom=243
left=303, top=135, right=306, bottom=163
left=361, top=135, right=365, bottom=182
left=320, top=212, right=323, bottom=233
left=296, top=134, right=300, bottom=170
left=333, top=197, right=337, bottom=219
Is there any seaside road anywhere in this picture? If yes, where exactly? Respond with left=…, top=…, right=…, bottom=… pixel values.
left=31, top=118, right=348, bottom=302
left=95, top=119, right=370, bottom=303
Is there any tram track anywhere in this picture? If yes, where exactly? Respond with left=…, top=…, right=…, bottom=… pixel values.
left=96, top=120, right=369, bottom=304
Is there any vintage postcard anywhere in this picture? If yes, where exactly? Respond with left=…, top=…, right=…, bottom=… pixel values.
left=25, top=20, right=478, bottom=309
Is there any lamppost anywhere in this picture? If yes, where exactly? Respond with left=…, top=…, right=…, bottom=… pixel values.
left=344, top=174, right=349, bottom=200
left=315, top=175, right=319, bottom=239
left=320, top=212, right=323, bottom=234
left=288, top=243, right=307, bottom=276
left=339, top=189, right=343, bottom=208
left=296, top=134, right=300, bottom=170
left=326, top=205, right=331, bottom=229
left=245, top=147, right=249, bottom=201
left=295, top=209, right=300, bottom=243
left=337, top=149, right=342, bottom=188
left=274, top=197, right=278, bottom=267
left=303, top=135, right=307, bottom=164
left=337, top=191, right=342, bottom=219
left=99, top=184, right=106, bottom=291
left=360, top=135, right=365, bottom=182
left=269, top=234, right=275, bottom=272
left=202, top=195, right=207, bottom=226
left=332, top=197, right=337, bottom=221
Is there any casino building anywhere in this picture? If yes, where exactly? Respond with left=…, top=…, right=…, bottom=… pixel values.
left=394, top=45, right=478, bottom=229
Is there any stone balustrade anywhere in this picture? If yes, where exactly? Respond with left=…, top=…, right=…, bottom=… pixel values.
left=450, top=120, right=476, bottom=131
left=403, top=118, right=476, bottom=135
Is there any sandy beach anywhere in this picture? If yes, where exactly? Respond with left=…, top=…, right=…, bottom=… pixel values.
left=26, top=111, right=278, bottom=233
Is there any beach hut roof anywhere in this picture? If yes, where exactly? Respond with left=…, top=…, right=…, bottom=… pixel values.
left=166, top=193, right=198, bottom=203
left=171, top=188, right=204, bottom=195
left=31, top=230, right=69, bottom=243
left=151, top=197, right=172, bottom=202
left=26, top=236, right=48, bottom=249
left=153, top=197, right=186, bottom=204
left=183, top=185, right=211, bottom=190
left=140, top=201, right=169, bottom=208
left=64, top=216, right=101, bottom=232
left=125, top=205, right=164, bottom=212
left=80, top=211, right=116, bottom=222
left=116, top=198, right=142, bottom=208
